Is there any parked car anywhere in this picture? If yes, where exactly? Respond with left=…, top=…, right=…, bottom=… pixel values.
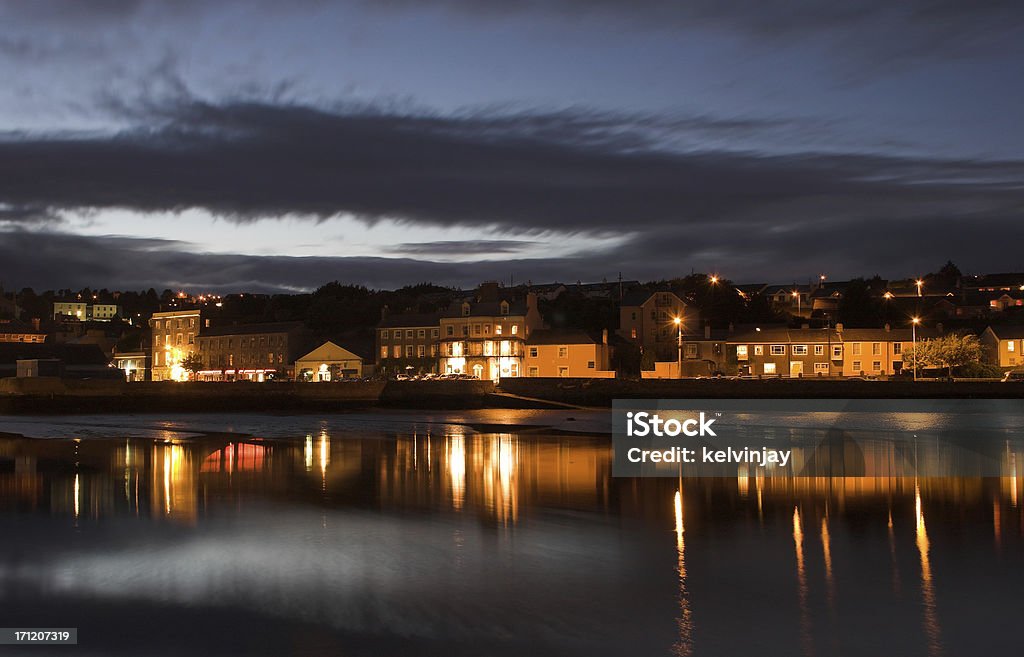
left=1003, top=370, right=1024, bottom=382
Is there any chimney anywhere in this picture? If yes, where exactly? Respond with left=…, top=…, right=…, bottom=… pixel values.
left=884, top=323, right=891, bottom=332
left=380, top=304, right=389, bottom=321
left=835, top=322, right=844, bottom=333
left=602, top=329, right=608, bottom=344
left=704, top=324, right=711, bottom=340
left=31, top=317, right=41, bottom=331
left=526, top=292, right=538, bottom=313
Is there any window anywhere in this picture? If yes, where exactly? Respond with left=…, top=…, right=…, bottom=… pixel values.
left=685, top=344, right=698, bottom=358
left=381, top=330, right=389, bottom=339
left=558, top=367, right=569, bottom=377
left=176, top=333, right=183, bottom=345
left=529, top=347, right=538, bottom=358
left=893, top=342, right=902, bottom=354
left=500, top=301, right=509, bottom=315
left=832, top=345, right=843, bottom=359
left=631, top=328, right=637, bottom=339
left=430, top=345, right=437, bottom=356
left=380, top=346, right=387, bottom=359
left=754, top=345, right=764, bottom=355
left=393, top=346, right=401, bottom=358
left=558, top=346, right=568, bottom=358
left=872, top=343, right=881, bottom=355
left=446, top=325, right=454, bottom=336
left=417, top=345, right=425, bottom=357
left=852, top=360, right=862, bottom=372
left=483, top=324, right=490, bottom=335
left=511, top=324, right=518, bottom=335
left=473, top=324, right=481, bottom=335
left=587, top=361, right=595, bottom=369
left=763, top=363, right=776, bottom=374
left=406, top=329, right=413, bottom=339
left=462, top=325, right=469, bottom=336
left=792, top=345, right=808, bottom=356
left=852, top=343, right=862, bottom=356
left=736, top=345, right=748, bottom=359
left=406, top=345, right=414, bottom=357
left=814, top=363, right=829, bottom=372
left=770, top=345, right=785, bottom=355
left=188, top=333, right=194, bottom=344
left=495, top=325, right=503, bottom=335
left=418, top=329, right=425, bottom=338
left=268, top=352, right=274, bottom=364
left=872, top=361, right=882, bottom=371
left=432, top=329, right=439, bottom=338
left=1009, top=341, right=1016, bottom=352
left=631, top=312, right=637, bottom=320
left=528, top=367, right=539, bottom=377
left=814, top=345, right=824, bottom=356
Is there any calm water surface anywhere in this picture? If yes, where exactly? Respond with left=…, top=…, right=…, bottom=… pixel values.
left=1, top=411, right=1022, bottom=656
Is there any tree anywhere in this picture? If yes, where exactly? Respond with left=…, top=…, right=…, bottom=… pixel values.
left=180, top=353, right=204, bottom=380
left=902, top=333, right=983, bottom=378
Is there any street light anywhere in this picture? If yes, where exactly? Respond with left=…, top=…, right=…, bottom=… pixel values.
left=915, top=279, right=924, bottom=297
left=709, top=275, right=719, bottom=285
left=792, top=290, right=801, bottom=316
left=674, top=316, right=683, bottom=379
left=883, top=291, right=894, bottom=300
left=911, top=317, right=921, bottom=381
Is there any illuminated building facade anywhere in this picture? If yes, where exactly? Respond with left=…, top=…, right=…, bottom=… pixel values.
left=195, top=321, right=309, bottom=381
left=150, top=309, right=201, bottom=381
left=617, top=289, right=694, bottom=361
left=523, top=328, right=614, bottom=377
left=376, top=311, right=441, bottom=375
left=438, top=291, right=543, bottom=379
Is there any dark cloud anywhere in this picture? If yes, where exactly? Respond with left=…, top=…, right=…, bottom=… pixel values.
left=386, top=240, right=540, bottom=256
left=1, top=99, right=1022, bottom=238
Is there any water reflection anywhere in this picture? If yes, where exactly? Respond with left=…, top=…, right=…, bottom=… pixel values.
left=1, top=425, right=1024, bottom=656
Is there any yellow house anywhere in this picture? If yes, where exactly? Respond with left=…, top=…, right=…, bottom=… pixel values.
left=150, top=309, right=202, bottom=381
left=524, top=328, right=615, bottom=378
left=295, top=341, right=364, bottom=381
left=836, top=325, right=939, bottom=377
left=981, top=326, right=1024, bottom=369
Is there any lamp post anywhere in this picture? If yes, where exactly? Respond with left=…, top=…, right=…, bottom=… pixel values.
left=911, top=317, right=921, bottom=381
left=674, top=316, right=683, bottom=379
left=792, top=290, right=801, bottom=317
left=915, top=279, right=923, bottom=297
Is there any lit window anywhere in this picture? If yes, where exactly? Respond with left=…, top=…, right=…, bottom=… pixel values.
left=393, top=346, right=401, bottom=358
left=495, top=325, right=503, bottom=335
left=381, top=346, right=387, bottom=359
left=872, top=343, right=881, bottom=355
left=814, top=345, right=824, bottom=355
left=792, top=345, right=808, bottom=356
left=852, top=361, right=862, bottom=372
left=558, top=367, right=569, bottom=377
left=736, top=345, right=748, bottom=359
left=763, top=363, right=776, bottom=374
left=754, top=345, right=764, bottom=355
left=770, top=345, right=785, bottom=355
left=872, top=361, right=882, bottom=371
left=511, top=325, right=518, bottom=335
left=832, top=345, right=842, bottom=358
left=631, top=328, right=637, bottom=339
left=853, top=343, right=862, bottom=356
left=558, top=346, right=568, bottom=358
left=893, top=342, right=902, bottom=354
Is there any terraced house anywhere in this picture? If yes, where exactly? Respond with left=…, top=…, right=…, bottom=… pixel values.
left=376, top=311, right=442, bottom=376
left=439, top=290, right=543, bottom=380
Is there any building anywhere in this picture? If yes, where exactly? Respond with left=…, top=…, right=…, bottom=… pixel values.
left=981, top=326, right=1024, bottom=370
left=0, top=319, right=45, bottom=343
left=731, top=326, right=841, bottom=377
left=53, top=301, right=89, bottom=320
left=834, top=325, right=932, bottom=377
left=195, top=322, right=309, bottom=381
left=90, top=303, right=123, bottom=321
left=617, top=289, right=692, bottom=361
left=524, top=328, right=614, bottom=377
left=112, top=350, right=150, bottom=382
left=376, top=311, right=441, bottom=376
left=680, top=324, right=733, bottom=376
left=295, top=341, right=365, bottom=381
left=439, top=290, right=543, bottom=379
left=150, top=309, right=202, bottom=381
left=0, top=343, right=115, bottom=379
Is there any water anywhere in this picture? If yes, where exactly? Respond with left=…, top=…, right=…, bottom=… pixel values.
left=1, top=411, right=1022, bottom=656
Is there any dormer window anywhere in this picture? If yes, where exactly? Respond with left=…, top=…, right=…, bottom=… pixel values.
left=462, top=302, right=471, bottom=317
left=500, top=300, right=509, bottom=315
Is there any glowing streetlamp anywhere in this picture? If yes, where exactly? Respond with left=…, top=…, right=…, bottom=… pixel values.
left=674, top=316, right=683, bottom=379
left=792, top=290, right=801, bottom=316
left=911, top=317, right=921, bottom=381
left=915, top=279, right=924, bottom=297
left=709, top=275, right=719, bottom=285
left=883, top=291, right=894, bottom=300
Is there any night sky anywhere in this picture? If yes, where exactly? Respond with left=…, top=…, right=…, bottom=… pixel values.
left=1, top=0, right=1023, bottom=293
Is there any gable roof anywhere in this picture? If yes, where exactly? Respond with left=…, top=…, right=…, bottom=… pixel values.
left=295, top=341, right=363, bottom=363
left=526, top=328, right=600, bottom=345
left=987, top=325, right=1024, bottom=340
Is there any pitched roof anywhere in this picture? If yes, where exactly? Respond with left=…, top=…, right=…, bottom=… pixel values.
left=729, top=327, right=842, bottom=343
left=526, top=328, right=601, bottom=345
left=0, top=343, right=108, bottom=365
left=200, top=321, right=305, bottom=337
left=0, top=319, right=45, bottom=336
left=987, top=325, right=1024, bottom=340
left=295, top=340, right=364, bottom=363
left=441, top=299, right=529, bottom=318
left=377, top=312, right=442, bottom=328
